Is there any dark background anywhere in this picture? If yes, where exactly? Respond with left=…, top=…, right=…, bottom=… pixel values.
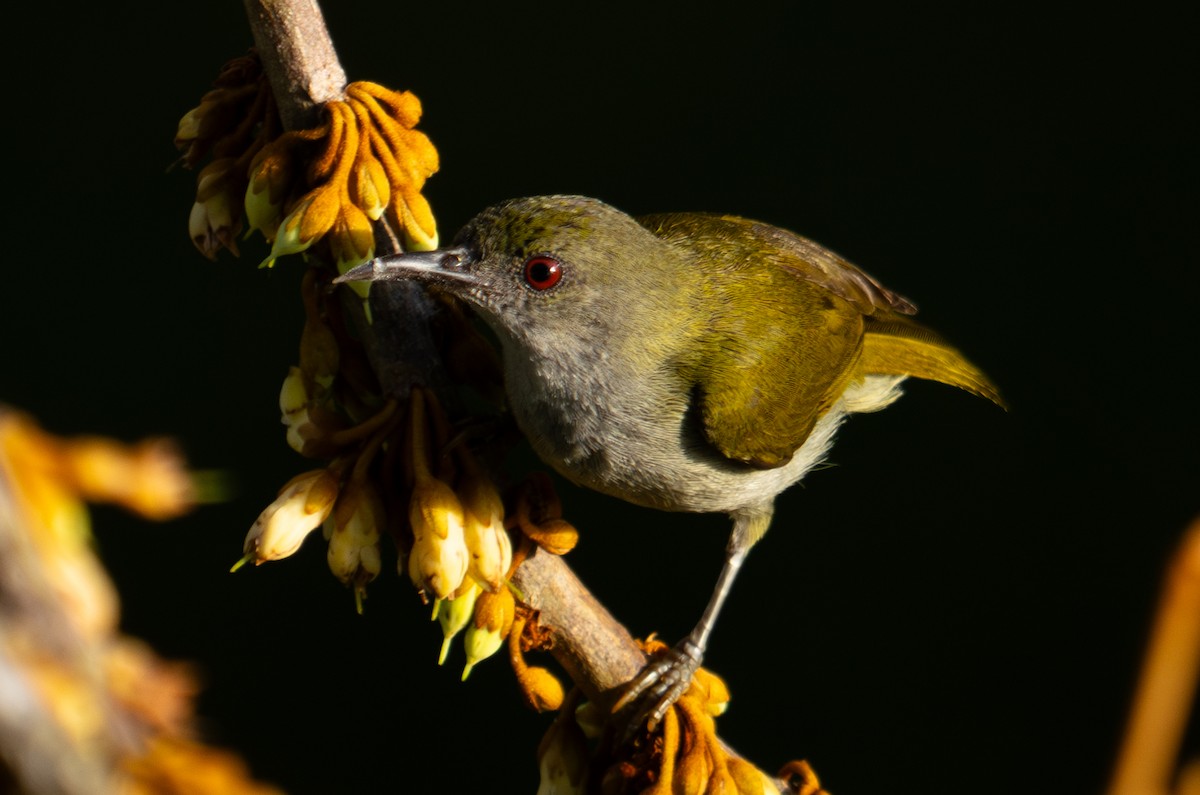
left=3, top=3, right=1197, bottom=793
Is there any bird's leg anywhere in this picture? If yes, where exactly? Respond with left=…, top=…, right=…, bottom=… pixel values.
left=614, top=506, right=771, bottom=732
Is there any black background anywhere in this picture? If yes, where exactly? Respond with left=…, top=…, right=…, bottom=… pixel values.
left=3, top=3, right=1197, bottom=793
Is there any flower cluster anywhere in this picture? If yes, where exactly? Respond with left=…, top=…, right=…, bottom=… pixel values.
left=234, top=375, right=394, bottom=615
left=175, top=54, right=276, bottom=260
left=175, top=53, right=439, bottom=284
left=239, top=368, right=574, bottom=680
left=247, top=81, right=440, bottom=283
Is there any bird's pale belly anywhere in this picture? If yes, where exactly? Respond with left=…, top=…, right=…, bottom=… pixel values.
left=508, top=368, right=902, bottom=517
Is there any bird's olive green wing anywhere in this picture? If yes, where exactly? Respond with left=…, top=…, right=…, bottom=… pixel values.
left=641, top=213, right=873, bottom=469
left=715, top=217, right=1005, bottom=407
left=639, top=212, right=1004, bottom=468
left=686, top=280, right=866, bottom=469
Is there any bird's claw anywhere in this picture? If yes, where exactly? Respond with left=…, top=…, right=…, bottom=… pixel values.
left=613, top=638, right=704, bottom=735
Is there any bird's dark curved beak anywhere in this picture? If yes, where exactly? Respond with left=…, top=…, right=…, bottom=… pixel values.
left=334, top=246, right=476, bottom=286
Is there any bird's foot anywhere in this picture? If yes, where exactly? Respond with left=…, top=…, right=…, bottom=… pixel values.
left=613, top=637, right=704, bottom=734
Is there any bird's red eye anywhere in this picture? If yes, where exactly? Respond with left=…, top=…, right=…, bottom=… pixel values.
left=523, top=255, right=563, bottom=291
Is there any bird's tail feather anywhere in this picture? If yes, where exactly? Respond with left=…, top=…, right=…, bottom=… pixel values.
left=859, top=319, right=1005, bottom=409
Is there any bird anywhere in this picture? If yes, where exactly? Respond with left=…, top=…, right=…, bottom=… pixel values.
left=338, top=194, right=1003, bottom=729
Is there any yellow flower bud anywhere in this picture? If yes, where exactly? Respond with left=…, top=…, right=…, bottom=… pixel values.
left=174, top=104, right=206, bottom=147
left=394, top=186, right=439, bottom=252
left=240, top=469, right=339, bottom=565
left=174, top=94, right=236, bottom=167
left=330, top=203, right=376, bottom=301
left=536, top=709, right=589, bottom=795
left=674, top=732, right=716, bottom=795
left=522, top=518, right=579, bottom=556
left=279, top=368, right=310, bottom=449
left=407, top=479, right=469, bottom=601
left=458, top=473, right=512, bottom=592
left=279, top=366, right=308, bottom=418
left=689, top=667, right=731, bottom=717
left=518, top=666, right=565, bottom=712
left=244, top=178, right=284, bottom=245
left=245, top=143, right=297, bottom=243
left=461, top=586, right=514, bottom=680
left=436, top=581, right=480, bottom=665
left=263, top=184, right=340, bottom=267
left=351, top=154, right=390, bottom=221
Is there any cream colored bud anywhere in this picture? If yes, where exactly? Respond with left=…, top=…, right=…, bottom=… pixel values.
left=190, top=159, right=243, bottom=260
left=189, top=195, right=240, bottom=260
left=407, top=479, right=469, bottom=601
left=279, top=366, right=308, bottom=417
left=279, top=367, right=323, bottom=454
left=284, top=412, right=314, bottom=454
left=459, top=474, right=512, bottom=591
left=242, top=469, right=339, bottom=564
left=326, top=480, right=384, bottom=586
left=188, top=201, right=210, bottom=248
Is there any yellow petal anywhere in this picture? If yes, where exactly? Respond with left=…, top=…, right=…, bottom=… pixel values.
left=351, top=154, right=390, bottom=221
left=328, top=204, right=375, bottom=268
left=396, top=189, right=439, bottom=252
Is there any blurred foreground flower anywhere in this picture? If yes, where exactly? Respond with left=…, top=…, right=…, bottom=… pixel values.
left=0, top=406, right=279, bottom=795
